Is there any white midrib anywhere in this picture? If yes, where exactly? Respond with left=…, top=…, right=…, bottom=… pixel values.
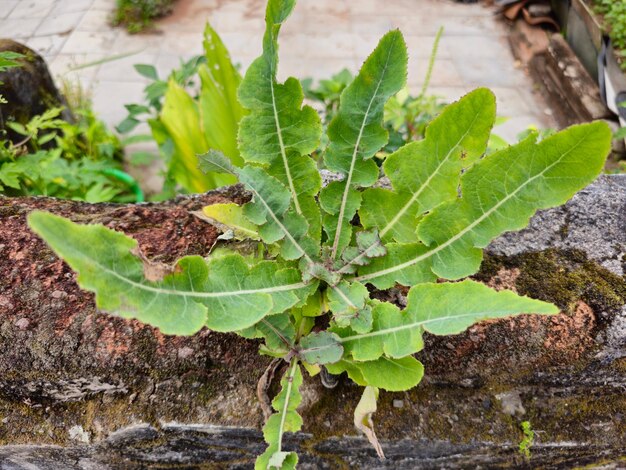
left=303, top=309, right=551, bottom=355
left=378, top=113, right=480, bottom=239
left=338, top=106, right=480, bottom=272
left=270, top=69, right=302, bottom=214
left=277, top=358, right=299, bottom=453
left=251, top=184, right=361, bottom=310
left=352, top=137, right=584, bottom=283
left=96, top=262, right=308, bottom=299
left=253, top=184, right=313, bottom=264
left=331, top=38, right=397, bottom=260
left=339, top=310, right=513, bottom=343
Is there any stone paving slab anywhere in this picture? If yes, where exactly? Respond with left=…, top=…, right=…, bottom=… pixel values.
left=0, top=0, right=555, bottom=141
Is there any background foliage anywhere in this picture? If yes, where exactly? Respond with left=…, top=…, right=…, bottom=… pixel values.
left=112, top=0, right=177, bottom=33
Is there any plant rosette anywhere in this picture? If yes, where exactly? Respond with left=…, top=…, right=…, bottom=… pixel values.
left=28, top=0, right=612, bottom=468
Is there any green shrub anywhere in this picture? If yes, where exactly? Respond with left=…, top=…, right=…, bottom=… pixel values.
left=112, top=0, right=176, bottom=33
left=0, top=81, right=142, bottom=203
left=594, top=0, right=626, bottom=69
left=117, top=24, right=244, bottom=198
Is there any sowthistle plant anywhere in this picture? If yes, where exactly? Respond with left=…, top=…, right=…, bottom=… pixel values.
left=28, top=0, right=611, bottom=468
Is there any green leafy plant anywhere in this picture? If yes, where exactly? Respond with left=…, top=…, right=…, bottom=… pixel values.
left=303, top=27, right=446, bottom=157
left=112, top=0, right=176, bottom=33
left=117, top=24, right=244, bottom=197
left=518, top=420, right=534, bottom=459
left=28, top=1, right=612, bottom=468
left=0, top=51, right=24, bottom=105
left=0, top=82, right=142, bottom=202
left=595, top=0, right=626, bottom=70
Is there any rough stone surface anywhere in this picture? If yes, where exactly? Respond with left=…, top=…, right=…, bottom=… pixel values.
left=0, top=176, right=625, bottom=468
left=0, top=423, right=623, bottom=469
left=488, top=175, right=626, bottom=276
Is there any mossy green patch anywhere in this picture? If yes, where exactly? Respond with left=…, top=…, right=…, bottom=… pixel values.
left=479, top=249, right=626, bottom=315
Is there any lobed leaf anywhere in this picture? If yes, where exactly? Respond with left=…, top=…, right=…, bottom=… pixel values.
left=28, top=212, right=315, bottom=335
left=239, top=166, right=319, bottom=261
left=354, top=121, right=612, bottom=288
left=360, top=88, right=496, bottom=244
left=323, top=30, right=408, bottom=259
left=238, top=313, right=296, bottom=354
left=256, top=359, right=303, bottom=470
left=238, top=0, right=322, bottom=229
left=298, top=331, right=343, bottom=365
left=332, top=280, right=558, bottom=362
left=326, top=356, right=424, bottom=392
left=326, top=281, right=372, bottom=332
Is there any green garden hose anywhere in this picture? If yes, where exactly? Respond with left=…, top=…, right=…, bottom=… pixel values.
left=101, top=168, right=144, bottom=202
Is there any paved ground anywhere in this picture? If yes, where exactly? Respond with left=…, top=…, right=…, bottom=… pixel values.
left=1, top=0, right=554, bottom=142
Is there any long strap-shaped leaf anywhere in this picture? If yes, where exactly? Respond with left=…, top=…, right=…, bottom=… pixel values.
left=28, top=212, right=316, bottom=335
left=238, top=0, right=322, bottom=219
left=200, top=151, right=318, bottom=262
left=198, top=23, right=246, bottom=167
left=359, top=88, right=496, bottom=245
left=323, top=30, right=407, bottom=259
left=256, top=358, right=303, bottom=470
left=352, top=121, right=612, bottom=288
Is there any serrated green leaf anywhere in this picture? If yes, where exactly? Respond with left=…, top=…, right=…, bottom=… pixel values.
left=256, top=359, right=303, bottom=470
left=298, top=331, right=343, bottom=364
left=238, top=0, right=322, bottom=222
left=331, top=301, right=424, bottom=361
left=240, top=166, right=318, bottom=261
left=360, top=88, right=496, bottom=244
left=319, top=181, right=361, bottom=255
left=341, top=230, right=386, bottom=272
left=332, top=280, right=558, bottom=361
left=324, top=30, right=407, bottom=259
left=198, top=149, right=237, bottom=175
left=326, top=281, right=371, bottom=331
left=353, top=121, right=612, bottom=288
left=28, top=212, right=315, bottom=335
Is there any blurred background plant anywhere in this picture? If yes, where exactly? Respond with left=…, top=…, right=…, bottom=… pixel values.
left=594, top=0, right=626, bottom=70
left=0, top=51, right=23, bottom=105
left=117, top=23, right=245, bottom=199
left=112, top=0, right=177, bottom=34
left=302, top=27, right=509, bottom=157
left=0, top=74, right=143, bottom=203
left=119, top=24, right=522, bottom=198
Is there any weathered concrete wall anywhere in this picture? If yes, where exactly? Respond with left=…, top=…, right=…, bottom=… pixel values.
left=0, top=176, right=625, bottom=468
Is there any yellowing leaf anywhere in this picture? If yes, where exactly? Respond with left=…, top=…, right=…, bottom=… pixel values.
left=198, top=203, right=260, bottom=240
left=354, top=386, right=384, bottom=459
